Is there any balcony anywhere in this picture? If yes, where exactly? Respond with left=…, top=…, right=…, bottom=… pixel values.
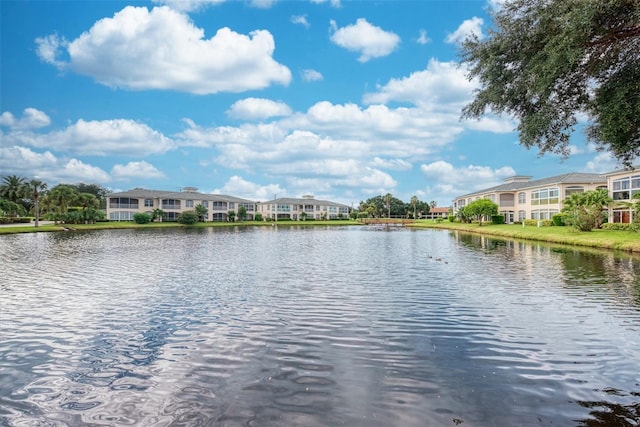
left=109, top=203, right=139, bottom=209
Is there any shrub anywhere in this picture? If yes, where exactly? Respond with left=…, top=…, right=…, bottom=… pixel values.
left=177, top=210, right=198, bottom=225
left=133, top=212, right=152, bottom=224
left=491, top=215, right=505, bottom=224
left=552, top=214, right=565, bottom=226
left=601, top=223, right=639, bottom=232
left=254, top=213, right=263, bottom=222
left=448, top=215, right=455, bottom=222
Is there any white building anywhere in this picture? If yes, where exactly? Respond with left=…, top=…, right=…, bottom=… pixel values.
left=257, top=195, right=350, bottom=220
left=106, top=187, right=256, bottom=221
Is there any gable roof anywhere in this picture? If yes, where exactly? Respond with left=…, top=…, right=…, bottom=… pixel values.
left=455, top=173, right=606, bottom=199
left=106, top=188, right=256, bottom=204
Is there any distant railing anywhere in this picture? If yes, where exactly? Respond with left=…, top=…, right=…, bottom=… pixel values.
left=109, top=203, right=139, bottom=209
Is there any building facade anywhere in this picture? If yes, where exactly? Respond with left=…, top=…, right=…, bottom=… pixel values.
left=257, top=195, right=350, bottom=220
left=452, top=173, right=608, bottom=224
left=106, top=187, right=257, bottom=221
left=606, top=166, right=640, bottom=224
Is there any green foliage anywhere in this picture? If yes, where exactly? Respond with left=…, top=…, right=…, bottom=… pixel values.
left=552, top=214, right=566, bottom=226
left=0, top=198, right=27, bottom=217
left=237, top=205, right=247, bottom=221
left=195, top=204, right=208, bottom=221
left=448, top=215, right=455, bottom=222
left=601, top=222, right=639, bottom=232
left=461, top=199, right=499, bottom=225
left=254, top=212, right=263, bottom=221
left=227, top=210, right=236, bottom=222
left=562, top=188, right=612, bottom=231
left=491, top=215, right=505, bottom=224
left=152, top=208, right=166, bottom=222
left=0, top=175, right=27, bottom=203
left=133, top=212, right=152, bottom=224
left=460, top=0, right=640, bottom=166
left=177, top=210, right=199, bottom=225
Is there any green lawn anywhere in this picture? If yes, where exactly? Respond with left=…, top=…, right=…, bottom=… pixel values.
left=409, top=220, right=640, bottom=253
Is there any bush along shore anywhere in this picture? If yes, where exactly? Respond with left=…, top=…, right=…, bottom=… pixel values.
left=408, top=220, right=640, bottom=254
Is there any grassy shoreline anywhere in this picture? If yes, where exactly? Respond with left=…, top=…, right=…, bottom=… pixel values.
left=2, top=219, right=639, bottom=254
left=408, top=220, right=640, bottom=253
left=0, top=220, right=361, bottom=235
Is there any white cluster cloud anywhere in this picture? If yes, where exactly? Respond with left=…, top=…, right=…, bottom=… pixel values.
left=227, top=98, right=293, bottom=120
left=4, top=118, right=174, bottom=156
left=291, top=14, right=310, bottom=28
left=329, top=18, right=400, bottom=62
left=212, top=175, right=285, bottom=201
left=420, top=160, right=515, bottom=201
left=36, top=6, right=291, bottom=94
left=301, top=69, right=323, bottom=82
left=111, top=161, right=165, bottom=180
left=152, top=0, right=225, bottom=12
left=445, top=16, right=484, bottom=45
left=0, top=145, right=111, bottom=183
left=0, top=108, right=51, bottom=130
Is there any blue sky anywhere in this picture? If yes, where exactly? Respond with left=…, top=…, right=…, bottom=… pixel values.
left=0, top=0, right=621, bottom=206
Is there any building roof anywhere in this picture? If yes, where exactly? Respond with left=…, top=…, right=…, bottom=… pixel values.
left=429, top=207, right=450, bottom=214
left=259, top=196, right=350, bottom=208
left=455, top=172, right=607, bottom=199
left=107, top=188, right=256, bottom=204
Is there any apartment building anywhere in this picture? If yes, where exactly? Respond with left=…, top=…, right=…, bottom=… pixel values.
left=452, top=173, right=607, bottom=223
left=257, top=195, right=351, bottom=220
left=107, top=187, right=256, bottom=221
left=606, top=166, right=640, bottom=224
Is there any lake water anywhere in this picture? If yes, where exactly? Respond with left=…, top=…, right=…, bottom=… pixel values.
left=1, top=226, right=639, bottom=426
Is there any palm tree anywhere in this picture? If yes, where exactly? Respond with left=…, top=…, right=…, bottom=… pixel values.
left=195, top=204, right=208, bottom=222
left=76, top=193, right=99, bottom=224
left=152, top=208, right=166, bottom=222
left=48, top=185, right=78, bottom=223
left=0, top=175, right=27, bottom=203
left=28, top=179, right=47, bottom=227
left=410, top=196, right=419, bottom=219
left=384, top=193, right=392, bottom=218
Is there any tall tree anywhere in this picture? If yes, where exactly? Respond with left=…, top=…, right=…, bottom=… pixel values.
left=48, top=184, right=78, bottom=222
left=0, top=175, right=27, bottom=204
left=410, top=196, right=419, bottom=219
left=70, top=183, right=109, bottom=209
left=28, top=179, right=48, bottom=227
left=463, top=199, right=499, bottom=225
left=460, top=0, right=640, bottom=166
left=195, top=204, right=208, bottom=222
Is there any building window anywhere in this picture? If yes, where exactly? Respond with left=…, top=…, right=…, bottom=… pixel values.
left=518, top=210, right=526, bottom=221
left=531, top=188, right=559, bottom=205
left=518, top=192, right=526, bottom=204
left=229, top=202, right=234, bottom=210
left=109, top=211, right=135, bottom=221
left=565, top=186, right=584, bottom=197
left=186, top=200, right=194, bottom=208
left=144, top=199, right=154, bottom=207
left=613, top=175, right=640, bottom=201
left=213, top=201, right=226, bottom=210
left=201, top=201, right=208, bottom=208
left=162, top=199, right=181, bottom=209
left=109, top=197, right=139, bottom=209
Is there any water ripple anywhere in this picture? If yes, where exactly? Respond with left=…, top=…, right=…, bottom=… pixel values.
left=1, top=228, right=639, bottom=426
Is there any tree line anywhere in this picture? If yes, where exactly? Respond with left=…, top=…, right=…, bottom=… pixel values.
left=0, top=175, right=109, bottom=226
left=355, top=194, right=440, bottom=219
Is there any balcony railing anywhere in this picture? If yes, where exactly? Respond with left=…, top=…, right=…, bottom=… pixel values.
left=109, top=203, right=139, bottom=209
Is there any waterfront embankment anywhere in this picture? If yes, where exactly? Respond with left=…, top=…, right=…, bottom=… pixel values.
left=408, top=221, right=640, bottom=253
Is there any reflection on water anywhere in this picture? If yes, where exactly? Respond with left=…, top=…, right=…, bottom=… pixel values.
left=1, top=227, right=639, bottom=426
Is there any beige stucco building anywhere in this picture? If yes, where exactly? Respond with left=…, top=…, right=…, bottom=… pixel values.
left=257, top=195, right=350, bottom=220
left=106, top=187, right=257, bottom=221
left=452, top=173, right=607, bottom=223
left=606, top=166, right=640, bottom=224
